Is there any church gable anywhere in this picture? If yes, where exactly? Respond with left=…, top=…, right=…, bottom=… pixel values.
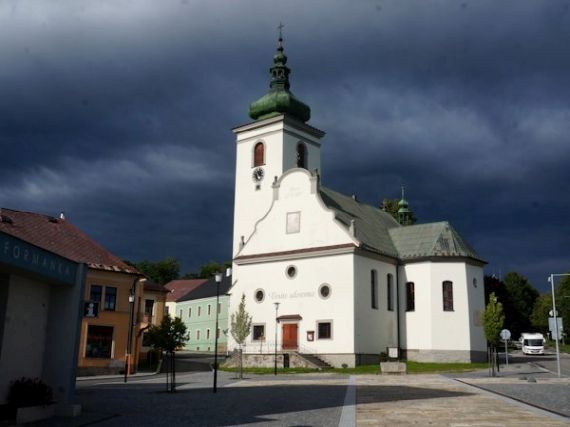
left=235, top=169, right=356, bottom=259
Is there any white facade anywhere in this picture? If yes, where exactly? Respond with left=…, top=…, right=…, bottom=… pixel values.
left=228, top=113, right=486, bottom=367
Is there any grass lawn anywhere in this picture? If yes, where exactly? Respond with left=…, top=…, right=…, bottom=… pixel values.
left=220, top=361, right=487, bottom=375
left=557, top=343, right=570, bottom=354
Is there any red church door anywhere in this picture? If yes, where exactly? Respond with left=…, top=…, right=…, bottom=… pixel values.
left=282, top=323, right=298, bottom=350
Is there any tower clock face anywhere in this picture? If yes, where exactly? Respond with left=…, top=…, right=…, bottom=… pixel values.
left=252, top=167, right=265, bottom=182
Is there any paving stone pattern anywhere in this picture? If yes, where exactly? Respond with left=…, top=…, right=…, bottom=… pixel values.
left=356, top=374, right=570, bottom=426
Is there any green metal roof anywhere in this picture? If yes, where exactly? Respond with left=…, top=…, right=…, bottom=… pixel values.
left=319, top=187, right=484, bottom=263
left=389, top=222, right=485, bottom=262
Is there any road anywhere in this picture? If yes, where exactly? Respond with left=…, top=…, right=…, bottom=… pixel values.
left=504, top=349, right=570, bottom=377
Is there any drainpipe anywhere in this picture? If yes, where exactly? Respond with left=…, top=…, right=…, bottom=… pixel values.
left=395, top=263, right=401, bottom=353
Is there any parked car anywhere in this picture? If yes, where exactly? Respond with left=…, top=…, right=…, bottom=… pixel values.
left=519, top=333, right=545, bottom=355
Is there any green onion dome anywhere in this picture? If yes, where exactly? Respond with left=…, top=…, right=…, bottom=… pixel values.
left=249, top=34, right=311, bottom=123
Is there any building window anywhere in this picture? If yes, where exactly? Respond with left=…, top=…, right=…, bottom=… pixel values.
left=198, top=306, right=202, bottom=316
left=387, top=274, right=394, bottom=311
left=317, top=321, right=332, bottom=339
left=89, top=285, right=102, bottom=303
left=406, top=282, right=415, bottom=312
left=144, top=299, right=154, bottom=316
left=371, top=270, right=378, bottom=309
left=254, top=142, right=265, bottom=166
left=217, top=328, right=220, bottom=339
left=218, top=303, right=221, bottom=314
left=104, top=287, right=117, bottom=311
left=179, top=309, right=182, bottom=318
left=196, top=330, right=200, bottom=340
left=253, top=324, right=265, bottom=341
left=188, top=307, right=192, bottom=317
left=319, top=283, right=331, bottom=299
left=207, top=304, right=211, bottom=316
left=443, top=281, right=454, bottom=311
left=255, top=289, right=265, bottom=303
left=85, top=325, right=113, bottom=359
left=296, top=142, right=307, bottom=169
left=165, top=306, right=170, bottom=316
left=206, top=329, right=210, bottom=339
left=188, top=330, right=191, bottom=340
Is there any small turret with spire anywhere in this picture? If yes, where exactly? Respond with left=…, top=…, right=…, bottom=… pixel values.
left=249, top=23, right=311, bottom=123
left=398, top=185, right=415, bottom=226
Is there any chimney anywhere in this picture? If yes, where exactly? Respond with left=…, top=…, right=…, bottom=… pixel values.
left=59, top=211, right=66, bottom=220
left=351, top=194, right=358, bottom=201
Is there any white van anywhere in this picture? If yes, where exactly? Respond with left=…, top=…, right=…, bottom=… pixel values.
left=520, top=333, right=545, bottom=355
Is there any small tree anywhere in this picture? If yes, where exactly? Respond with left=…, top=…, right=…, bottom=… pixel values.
left=230, top=294, right=252, bottom=379
left=145, top=316, right=188, bottom=392
left=482, top=292, right=505, bottom=376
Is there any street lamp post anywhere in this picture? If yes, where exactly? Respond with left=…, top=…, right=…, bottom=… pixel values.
left=213, top=272, right=223, bottom=393
left=274, top=302, right=280, bottom=376
left=548, top=273, right=569, bottom=378
left=124, top=277, right=146, bottom=383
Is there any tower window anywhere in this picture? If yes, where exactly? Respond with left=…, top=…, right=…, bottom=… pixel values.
left=406, top=282, right=415, bottom=312
left=443, top=281, right=454, bottom=311
left=371, top=270, right=378, bottom=309
left=254, top=142, right=265, bottom=167
left=296, top=143, right=307, bottom=169
left=387, top=274, right=394, bottom=311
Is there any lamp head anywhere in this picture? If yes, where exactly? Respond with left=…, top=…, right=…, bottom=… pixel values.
left=214, top=272, right=223, bottom=283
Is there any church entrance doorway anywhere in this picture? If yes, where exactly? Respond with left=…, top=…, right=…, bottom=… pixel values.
left=282, top=323, right=298, bottom=350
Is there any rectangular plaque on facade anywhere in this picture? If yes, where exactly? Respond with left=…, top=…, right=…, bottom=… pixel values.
left=286, top=212, right=301, bottom=234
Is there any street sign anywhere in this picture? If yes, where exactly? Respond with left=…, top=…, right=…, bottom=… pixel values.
left=549, top=317, right=563, bottom=340
left=549, top=310, right=559, bottom=317
left=500, top=329, right=511, bottom=341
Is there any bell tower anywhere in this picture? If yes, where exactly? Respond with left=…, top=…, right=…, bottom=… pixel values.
left=231, top=29, right=325, bottom=256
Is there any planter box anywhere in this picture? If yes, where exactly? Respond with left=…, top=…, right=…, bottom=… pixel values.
left=380, top=362, right=407, bottom=375
left=16, top=404, right=55, bottom=424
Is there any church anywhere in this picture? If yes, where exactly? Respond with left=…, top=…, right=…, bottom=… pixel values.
left=227, top=33, right=487, bottom=368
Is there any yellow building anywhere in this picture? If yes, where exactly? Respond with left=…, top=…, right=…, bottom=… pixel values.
left=139, top=281, right=169, bottom=364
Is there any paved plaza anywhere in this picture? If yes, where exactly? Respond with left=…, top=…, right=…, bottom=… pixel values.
left=19, top=359, right=570, bottom=427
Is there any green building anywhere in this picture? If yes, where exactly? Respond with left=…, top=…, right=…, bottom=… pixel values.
left=176, top=273, right=231, bottom=352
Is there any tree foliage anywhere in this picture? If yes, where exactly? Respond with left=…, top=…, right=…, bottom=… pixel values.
left=126, top=257, right=180, bottom=285
left=530, top=293, right=551, bottom=334
left=230, top=294, right=252, bottom=379
left=482, top=292, right=505, bottom=345
left=555, top=273, right=570, bottom=337
left=182, top=260, right=231, bottom=279
left=145, top=315, right=188, bottom=352
left=231, top=294, right=252, bottom=345
left=502, top=272, right=539, bottom=338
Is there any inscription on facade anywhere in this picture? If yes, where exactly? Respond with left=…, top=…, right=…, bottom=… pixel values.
left=270, top=290, right=315, bottom=300
left=0, top=232, right=78, bottom=285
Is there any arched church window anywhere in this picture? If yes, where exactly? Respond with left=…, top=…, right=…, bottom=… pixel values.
left=443, top=281, right=454, bottom=311
left=387, top=274, right=394, bottom=311
left=371, top=270, right=378, bottom=309
left=254, top=142, right=265, bottom=167
left=406, top=282, right=415, bottom=312
left=296, top=143, right=307, bottom=169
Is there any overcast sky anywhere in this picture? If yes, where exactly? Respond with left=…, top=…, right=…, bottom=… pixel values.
left=1, top=0, right=568, bottom=291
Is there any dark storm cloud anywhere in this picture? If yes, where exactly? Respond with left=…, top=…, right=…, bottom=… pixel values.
left=0, top=0, right=568, bottom=288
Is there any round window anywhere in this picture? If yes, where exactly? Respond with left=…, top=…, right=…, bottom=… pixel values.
left=286, top=265, right=297, bottom=279
left=319, top=284, right=331, bottom=299
left=254, top=289, right=265, bottom=303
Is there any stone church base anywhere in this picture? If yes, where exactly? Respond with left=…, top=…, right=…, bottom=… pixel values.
left=403, top=349, right=487, bottom=363
left=223, top=352, right=381, bottom=369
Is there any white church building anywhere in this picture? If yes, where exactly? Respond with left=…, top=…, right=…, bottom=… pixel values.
left=227, top=34, right=487, bottom=367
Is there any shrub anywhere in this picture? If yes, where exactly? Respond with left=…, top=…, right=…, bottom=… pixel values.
left=7, top=378, right=53, bottom=407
